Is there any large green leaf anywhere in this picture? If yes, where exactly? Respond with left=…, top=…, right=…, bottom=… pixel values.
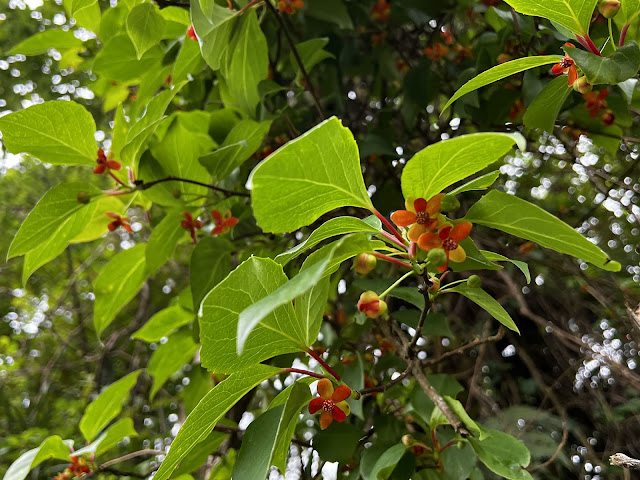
left=313, top=422, right=363, bottom=463
left=269, top=382, right=314, bottom=472
left=150, top=111, right=215, bottom=197
left=199, top=257, right=302, bottom=374
left=172, top=35, right=205, bottom=86
left=74, top=418, right=138, bottom=457
left=9, top=29, right=84, bottom=55
left=148, top=329, right=199, bottom=399
left=469, top=426, right=533, bottom=480
left=8, top=183, right=102, bottom=259
left=250, top=117, right=374, bottom=233
left=523, top=76, right=572, bottom=133
left=446, top=284, right=519, bottom=333
left=63, top=0, right=101, bottom=33
left=620, top=0, right=640, bottom=25
left=449, top=171, right=500, bottom=196
left=190, top=237, right=233, bottom=312
left=94, top=244, right=148, bottom=337
left=442, top=56, right=562, bottom=112
left=565, top=42, right=640, bottom=85
left=275, top=215, right=382, bottom=265
left=401, top=133, right=521, bottom=201
left=190, top=0, right=236, bottom=71
left=152, top=365, right=280, bottom=480
left=133, top=305, right=194, bottom=342
left=0, top=101, right=96, bottom=166
left=226, top=11, right=269, bottom=116
left=3, top=436, right=71, bottom=480
left=126, top=3, right=166, bottom=59
left=22, top=200, right=98, bottom=284
left=146, top=211, right=187, bottom=274
left=369, top=444, right=408, bottom=480
left=464, top=190, right=621, bottom=271
left=93, top=34, right=163, bottom=83
left=79, top=370, right=142, bottom=442
left=199, top=119, right=272, bottom=180
left=503, top=0, right=598, bottom=34
left=237, top=239, right=348, bottom=354
left=71, top=196, right=126, bottom=244
left=172, top=428, right=230, bottom=477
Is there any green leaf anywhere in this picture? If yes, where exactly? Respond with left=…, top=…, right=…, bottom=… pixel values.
left=152, top=365, right=280, bottom=480
left=449, top=238, right=503, bottom=273
left=411, top=374, right=464, bottom=422
left=148, top=329, right=199, bottom=399
left=226, top=11, right=269, bottom=116
left=146, top=211, right=187, bottom=274
left=276, top=216, right=382, bottom=265
left=119, top=88, right=180, bottom=168
left=79, top=370, right=142, bottom=442
left=199, top=119, right=272, bottom=180
left=200, top=257, right=302, bottom=374
left=620, top=0, right=640, bottom=25
left=442, top=56, right=562, bottom=112
left=71, top=196, right=126, bottom=244
left=172, top=36, right=205, bottom=86
left=3, top=436, right=71, bottom=480
left=503, top=0, right=597, bottom=34
left=369, top=444, right=407, bottom=480
left=449, top=171, right=500, bottom=195
left=173, top=429, right=230, bottom=476
left=0, top=101, right=97, bottom=166
left=446, top=284, right=519, bottom=333
left=93, top=35, right=163, bottom=83
left=63, top=0, right=101, bottom=33
left=74, top=418, right=138, bottom=457
left=469, top=426, right=533, bottom=480
left=236, top=238, right=347, bottom=354
left=22, top=200, right=98, bottom=284
left=94, top=244, right=148, bottom=337
left=565, top=41, right=640, bottom=85
left=269, top=382, right=314, bottom=472
left=133, top=305, right=194, bottom=342
left=290, top=38, right=335, bottom=77
left=150, top=111, right=215, bottom=197
left=8, top=183, right=102, bottom=259
left=313, top=422, right=362, bottom=463
left=190, top=0, right=236, bottom=71
left=401, top=133, right=521, bottom=201
left=442, top=397, right=484, bottom=438
left=305, top=0, right=353, bottom=29
left=523, top=76, right=572, bottom=133
left=250, top=117, right=374, bottom=233
left=190, top=237, right=233, bottom=312
left=9, top=29, right=84, bottom=55
left=126, top=3, right=167, bottom=59
left=481, top=250, right=531, bottom=284
left=464, top=190, right=621, bottom=271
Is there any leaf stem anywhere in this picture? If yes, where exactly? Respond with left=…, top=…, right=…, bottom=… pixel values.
left=282, top=367, right=325, bottom=379
left=372, top=252, right=413, bottom=270
left=237, top=0, right=263, bottom=14
left=306, top=347, right=341, bottom=381
left=379, top=230, right=407, bottom=250
left=109, top=172, right=126, bottom=187
left=371, top=208, right=406, bottom=245
left=608, top=18, right=617, bottom=51
left=620, top=23, right=630, bottom=47
left=379, top=270, right=415, bottom=299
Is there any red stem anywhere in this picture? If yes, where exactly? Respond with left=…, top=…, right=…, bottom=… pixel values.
left=584, top=34, right=602, bottom=56
left=306, top=348, right=341, bottom=381
left=620, top=23, right=630, bottom=46
left=439, top=438, right=458, bottom=453
left=282, top=368, right=325, bottom=379
left=409, top=241, right=417, bottom=260
left=109, top=172, right=126, bottom=187
left=372, top=252, right=413, bottom=270
left=237, top=0, right=263, bottom=14
left=372, top=208, right=406, bottom=245
left=380, top=230, right=407, bottom=250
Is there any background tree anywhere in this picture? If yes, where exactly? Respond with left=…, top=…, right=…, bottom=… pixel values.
left=1, top=0, right=639, bottom=480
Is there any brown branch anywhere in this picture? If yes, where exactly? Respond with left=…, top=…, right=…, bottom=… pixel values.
left=136, top=176, right=250, bottom=198
left=610, top=453, right=640, bottom=469
left=263, top=0, right=326, bottom=120
left=423, top=326, right=505, bottom=367
left=100, top=449, right=165, bottom=468
left=356, top=361, right=414, bottom=398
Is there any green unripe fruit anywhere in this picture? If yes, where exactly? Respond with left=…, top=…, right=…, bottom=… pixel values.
left=468, top=275, right=482, bottom=288
left=440, top=194, right=460, bottom=212
left=353, top=253, right=377, bottom=274
left=573, top=76, right=592, bottom=94
left=598, top=0, right=620, bottom=18
left=427, top=248, right=447, bottom=267
left=378, top=300, right=388, bottom=317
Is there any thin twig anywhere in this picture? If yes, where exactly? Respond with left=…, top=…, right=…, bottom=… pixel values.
left=100, top=449, right=165, bottom=468
left=136, top=176, right=250, bottom=198
left=263, top=0, right=326, bottom=120
left=422, top=326, right=505, bottom=367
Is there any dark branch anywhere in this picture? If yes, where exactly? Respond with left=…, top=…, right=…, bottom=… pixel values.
left=136, top=176, right=250, bottom=198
